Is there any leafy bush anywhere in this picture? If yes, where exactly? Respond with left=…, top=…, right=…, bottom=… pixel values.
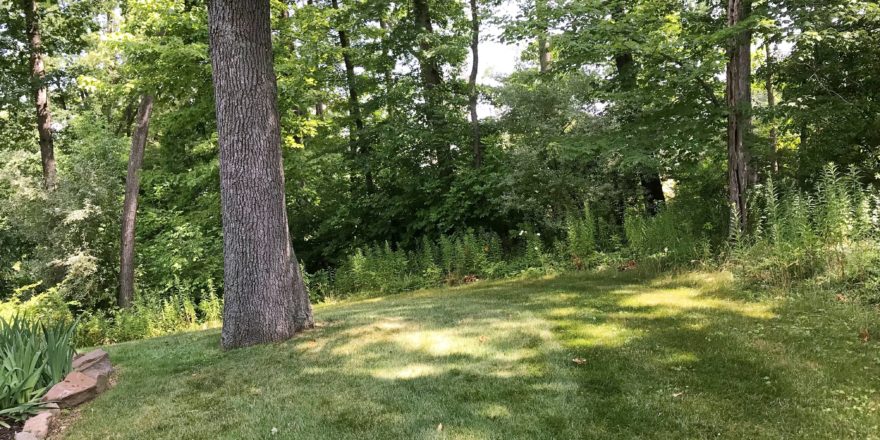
left=0, top=316, right=77, bottom=426
left=624, top=204, right=708, bottom=268
left=71, top=291, right=224, bottom=347
left=733, top=165, right=880, bottom=297
left=565, top=204, right=598, bottom=270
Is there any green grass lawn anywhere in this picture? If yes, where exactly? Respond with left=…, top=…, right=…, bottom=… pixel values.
left=57, top=270, right=880, bottom=439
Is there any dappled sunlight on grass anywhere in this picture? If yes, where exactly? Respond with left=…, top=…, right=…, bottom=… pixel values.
left=58, top=269, right=880, bottom=440
left=555, top=321, right=643, bottom=348
left=619, top=287, right=776, bottom=319
left=371, top=363, right=445, bottom=379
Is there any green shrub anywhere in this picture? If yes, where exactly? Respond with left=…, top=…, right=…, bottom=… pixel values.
left=198, top=281, right=223, bottom=323
left=734, top=165, right=880, bottom=294
left=0, top=285, right=73, bottom=324
left=0, top=316, right=77, bottom=426
left=566, top=204, right=598, bottom=270
left=624, top=205, right=706, bottom=268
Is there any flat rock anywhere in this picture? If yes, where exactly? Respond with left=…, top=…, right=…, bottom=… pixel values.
left=14, top=432, right=38, bottom=440
left=41, top=403, right=60, bottom=417
left=79, top=358, right=113, bottom=393
left=21, top=411, right=56, bottom=440
left=72, top=349, right=108, bottom=372
left=42, top=371, right=98, bottom=408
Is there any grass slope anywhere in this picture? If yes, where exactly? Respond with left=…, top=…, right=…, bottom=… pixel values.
left=58, top=270, right=879, bottom=439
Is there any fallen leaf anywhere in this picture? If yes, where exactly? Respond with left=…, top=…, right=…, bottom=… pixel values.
left=672, top=392, right=685, bottom=398
left=479, top=335, right=488, bottom=344
left=835, top=294, right=848, bottom=302
left=437, top=423, right=443, bottom=431
left=859, top=328, right=870, bottom=343
left=572, top=357, right=587, bottom=365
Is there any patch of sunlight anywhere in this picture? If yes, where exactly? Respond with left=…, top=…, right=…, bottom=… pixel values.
left=649, top=271, right=734, bottom=289
left=661, top=352, right=699, bottom=365
left=371, top=363, right=444, bottom=379
left=531, top=381, right=579, bottom=392
left=541, top=292, right=581, bottom=303
left=620, top=287, right=775, bottom=319
left=613, top=288, right=637, bottom=295
left=612, top=309, right=681, bottom=319
left=479, top=404, right=511, bottom=419
left=492, top=348, right=540, bottom=363
left=564, top=322, right=642, bottom=348
left=685, top=321, right=708, bottom=331
left=396, top=330, right=478, bottom=356
left=547, top=307, right=579, bottom=318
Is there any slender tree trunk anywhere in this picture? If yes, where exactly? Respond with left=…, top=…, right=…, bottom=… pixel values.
left=379, top=18, right=393, bottom=93
left=330, top=0, right=372, bottom=192
left=726, top=0, right=753, bottom=233
left=413, top=0, right=442, bottom=88
left=24, top=0, right=56, bottom=190
left=537, top=38, right=550, bottom=73
left=379, top=16, right=397, bottom=120
left=468, top=0, right=481, bottom=167
left=412, top=0, right=451, bottom=177
left=536, top=0, right=550, bottom=73
left=118, top=95, right=154, bottom=308
left=765, top=41, right=778, bottom=174
left=208, top=0, right=313, bottom=349
left=613, top=44, right=665, bottom=215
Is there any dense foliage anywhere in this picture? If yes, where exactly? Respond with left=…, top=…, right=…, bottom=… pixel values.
left=0, top=0, right=878, bottom=344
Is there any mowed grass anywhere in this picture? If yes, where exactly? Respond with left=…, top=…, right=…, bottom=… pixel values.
left=57, top=270, right=880, bottom=439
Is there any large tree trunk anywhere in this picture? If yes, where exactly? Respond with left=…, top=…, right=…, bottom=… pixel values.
left=208, top=0, right=313, bottom=349
left=726, top=0, right=752, bottom=233
left=468, top=0, right=481, bottom=167
left=330, top=0, right=372, bottom=192
left=118, top=95, right=154, bottom=308
left=24, top=0, right=56, bottom=190
left=412, top=0, right=452, bottom=177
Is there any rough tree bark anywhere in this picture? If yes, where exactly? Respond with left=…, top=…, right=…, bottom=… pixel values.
left=24, top=0, right=56, bottom=190
left=726, top=0, right=753, bottom=232
left=208, top=0, right=313, bottom=349
left=330, top=0, right=372, bottom=192
left=118, top=95, right=154, bottom=308
left=468, top=0, right=481, bottom=167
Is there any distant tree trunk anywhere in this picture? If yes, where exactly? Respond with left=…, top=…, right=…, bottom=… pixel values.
left=468, top=0, right=481, bottom=168
left=379, top=16, right=397, bottom=120
left=413, top=0, right=442, bottom=88
left=614, top=47, right=665, bottom=215
left=24, top=0, right=56, bottom=190
left=412, top=0, right=451, bottom=177
left=330, top=0, right=372, bottom=192
left=208, top=0, right=314, bottom=349
left=536, top=0, right=550, bottom=73
left=726, top=0, right=753, bottom=233
left=379, top=18, right=394, bottom=93
left=765, top=41, right=778, bottom=174
left=118, top=95, right=154, bottom=309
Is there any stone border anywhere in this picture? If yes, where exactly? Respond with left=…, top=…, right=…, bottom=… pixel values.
left=14, top=350, right=113, bottom=440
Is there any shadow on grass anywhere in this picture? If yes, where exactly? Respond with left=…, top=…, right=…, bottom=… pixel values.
left=59, top=270, right=880, bottom=440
